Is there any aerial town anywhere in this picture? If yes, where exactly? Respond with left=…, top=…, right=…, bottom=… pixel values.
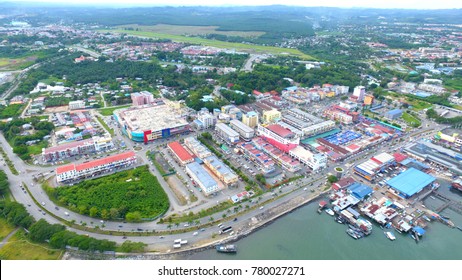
left=0, top=3, right=462, bottom=261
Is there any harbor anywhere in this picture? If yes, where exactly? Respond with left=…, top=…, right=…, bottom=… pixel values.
left=187, top=178, right=462, bottom=260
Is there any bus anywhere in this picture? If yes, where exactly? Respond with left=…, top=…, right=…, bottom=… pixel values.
left=219, top=226, right=233, bottom=235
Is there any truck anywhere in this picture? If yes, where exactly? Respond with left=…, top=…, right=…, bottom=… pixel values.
left=173, top=239, right=182, bottom=244
left=219, top=226, right=233, bottom=235
left=180, top=240, right=188, bottom=245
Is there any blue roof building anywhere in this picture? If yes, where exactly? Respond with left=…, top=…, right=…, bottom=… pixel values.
left=347, top=182, right=373, bottom=200
left=386, top=168, right=435, bottom=198
left=185, top=162, right=218, bottom=195
left=384, top=109, right=403, bottom=120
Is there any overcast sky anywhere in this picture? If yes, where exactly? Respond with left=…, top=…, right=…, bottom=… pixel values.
left=4, top=0, right=462, bottom=9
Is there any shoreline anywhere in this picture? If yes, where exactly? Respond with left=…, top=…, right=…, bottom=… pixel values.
left=63, top=189, right=328, bottom=260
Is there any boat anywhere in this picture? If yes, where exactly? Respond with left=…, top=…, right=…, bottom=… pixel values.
left=319, top=200, right=327, bottom=209
left=429, top=196, right=436, bottom=200
left=422, top=215, right=431, bottom=222
left=346, top=229, right=362, bottom=239
left=457, top=226, right=462, bottom=232
left=325, top=208, right=335, bottom=216
left=336, top=216, right=345, bottom=224
left=451, top=178, right=462, bottom=192
left=441, top=215, right=450, bottom=220
left=317, top=208, right=322, bottom=214
left=384, top=231, right=396, bottom=241
left=216, top=244, right=237, bottom=253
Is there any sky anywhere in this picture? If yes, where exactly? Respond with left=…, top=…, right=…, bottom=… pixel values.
left=3, top=0, right=462, bottom=9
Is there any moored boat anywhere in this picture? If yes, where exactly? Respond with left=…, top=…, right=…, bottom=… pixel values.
left=216, top=244, right=237, bottom=253
left=384, top=231, right=396, bottom=241
left=325, top=208, right=335, bottom=216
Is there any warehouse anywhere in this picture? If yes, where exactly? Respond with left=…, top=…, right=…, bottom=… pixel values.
left=386, top=168, right=436, bottom=198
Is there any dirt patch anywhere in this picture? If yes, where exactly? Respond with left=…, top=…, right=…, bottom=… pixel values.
left=44, top=106, right=68, bottom=113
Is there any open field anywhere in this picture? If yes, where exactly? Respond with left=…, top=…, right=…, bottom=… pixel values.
left=0, top=218, right=16, bottom=240
left=402, top=112, right=421, bottom=127
left=0, top=57, right=35, bottom=71
left=96, top=115, right=114, bottom=136
left=98, top=29, right=314, bottom=59
left=0, top=229, right=63, bottom=260
left=119, top=24, right=265, bottom=38
left=99, top=105, right=131, bottom=116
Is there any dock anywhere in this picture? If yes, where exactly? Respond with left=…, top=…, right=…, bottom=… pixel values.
left=433, top=192, right=462, bottom=215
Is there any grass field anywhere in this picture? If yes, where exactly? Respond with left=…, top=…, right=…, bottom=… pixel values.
left=407, top=99, right=432, bottom=111
left=0, top=218, right=16, bottom=240
left=98, top=29, right=314, bottom=59
left=0, top=57, right=36, bottom=71
left=96, top=115, right=114, bottom=136
left=402, top=112, right=421, bottom=127
left=119, top=24, right=265, bottom=38
left=99, top=105, right=131, bottom=116
left=0, top=229, right=63, bottom=260
left=27, top=141, right=48, bottom=155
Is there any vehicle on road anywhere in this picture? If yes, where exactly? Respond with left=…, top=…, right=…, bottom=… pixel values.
left=41, top=202, right=45, bottom=206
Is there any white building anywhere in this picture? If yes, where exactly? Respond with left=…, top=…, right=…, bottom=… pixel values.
left=289, top=146, right=327, bottom=171
left=196, top=111, right=216, bottom=129
left=68, top=100, right=86, bottom=110
left=185, top=162, right=219, bottom=196
left=215, top=123, right=240, bottom=144
left=56, top=151, right=137, bottom=183
left=352, top=86, right=366, bottom=102
left=229, top=119, right=255, bottom=140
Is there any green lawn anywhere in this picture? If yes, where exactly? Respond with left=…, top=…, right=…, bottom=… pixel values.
left=0, top=218, right=16, bottom=240
left=95, top=115, right=114, bottom=136
left=98, top=29, right=314, bottom=59
left=408, top=100, right=432, bottom=111
left=0, top=229, right=63, bottom=260
left=27, top=141, right=48, bottom=155
left=402, top=112, right=421, bottom=127
left=99, top=105, right=131, bottom=116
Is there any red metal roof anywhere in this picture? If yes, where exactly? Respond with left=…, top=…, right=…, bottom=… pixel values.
left=75, top=151, right=136, bottom=171
left=266, top=124, right=293, bottom=138
left=56, top=164, right=76, bottom=174
left=393, top=153, right=408, bottom=163
left=168, top=142, right=193, bottom=163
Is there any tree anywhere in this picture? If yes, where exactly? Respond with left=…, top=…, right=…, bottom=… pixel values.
left=119, top=241, right=146, bottom=253
left=28, top=219, right=65, bottom=243
left=174, top=222, right=180, bottom=228
left=0, top=170, right=9, bottom=196
left=126, top=211, right=142, bottom=222
left=327, top=175, right=339, bottom=184
left=89, top=207, right=98, bottom=217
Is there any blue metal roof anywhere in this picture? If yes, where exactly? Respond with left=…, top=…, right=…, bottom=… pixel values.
left=386, top=168, right=435, bottom=198
left=413, top=226, right=426, bottom=235
left=186, top=162, right=217, bottom=192
left=347, top=182, right=373, bottom=200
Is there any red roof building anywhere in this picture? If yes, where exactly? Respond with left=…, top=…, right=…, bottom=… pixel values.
left=168, top=141, right=194, bottom=165
left=266, top=124, right=294, bottom=139
left=55, top=151, right=137, bottom=183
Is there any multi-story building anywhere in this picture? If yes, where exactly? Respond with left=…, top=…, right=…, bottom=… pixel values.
left=42, top=136, right=114, bottom=162
left=351, top=86, right=366, bottom=103
left=195, top=110, right=216, bottom=129
left=203, top=155, right=238, bottom=186
left=239, top=142, right=275, bottom=174
left=167, top=141, right=194, bottom=165
left=289, top=146, right=327, bottom=171
left=364, top=95, right=374, bottom=106
left=215, top=123, right=240, bottom=144
left=229, top=119, right=254, bottom=141
left=68, top=100, right=86, bottom=110
left=185, top=162, right=219, bottom=196
left=262, top=109, right=281, bottom=124
left=242, top=111, right=259, bottom=128
left=56, top=151, right=137, bottom=183
left=257, top=124, right=299, bottom=153
left=113, top=100, right=189, bottom=143
left=131, top=91, right=155, bottom=106
left=184, top=137, right=212, bottom=159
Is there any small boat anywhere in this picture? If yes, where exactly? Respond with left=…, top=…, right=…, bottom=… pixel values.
left=336, top=216, right=344, bottom=224
left=422, top=215, right=431, bottom=222
left=441, top=215, right=450, bottom=220
left=429, top=196, right=436, bottom=200
left=346, top=229, right=359, bottom=239
left=216, top=244, right=237, bottom=253
left=319, top=200, right=327, bottom=209
left=325, top=208, right=335, bottom=216
left=317, top=208, right=322, bottom=214
left=457, top=226, right=462, bottom=232
left=384, top=231, right=396, bottom=241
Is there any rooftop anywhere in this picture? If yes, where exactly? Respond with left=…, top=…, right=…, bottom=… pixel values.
left=386, top=168, right=435, bottom=197
left=186, top=162, right=217, bottom=191
left=167, top=141, right=194, bottom=162
left=56, top=151, right=136, bottom=174
left=266, top=124, right=294, bottom=138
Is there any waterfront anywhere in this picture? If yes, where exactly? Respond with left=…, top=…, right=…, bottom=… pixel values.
left=187, top=185, right=462, bottom=260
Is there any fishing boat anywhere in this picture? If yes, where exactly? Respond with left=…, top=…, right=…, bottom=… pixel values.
left=216, top=244, right=237, bottom=253
left=384, top=231, right=396, bottom=241
left=346, top=229, right=360, bottom=239
left=325, top=208, right=335, bottom=216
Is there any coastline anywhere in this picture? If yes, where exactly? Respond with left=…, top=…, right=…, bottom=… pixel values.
left=63, top=188, right=328, bottom=260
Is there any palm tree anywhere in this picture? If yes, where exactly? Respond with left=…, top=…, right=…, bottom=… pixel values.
left=167, top=224, right=172, bottom=230
left=195, top=220, right=200, bottom=226
left=174, top=222, right=179, bottom=228
left=222, top=213, right=227, bottom=219
left=209, top=216, right=214, bottom=222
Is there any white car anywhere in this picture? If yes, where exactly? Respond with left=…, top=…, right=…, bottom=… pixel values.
left=41, top=202, right=45, bottom=206
left=193, top=232, right=198, bottom=236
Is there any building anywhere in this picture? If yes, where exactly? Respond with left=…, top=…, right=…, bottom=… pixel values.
left=56, top=151, right=137, bottom=183
left=354, top=152, right=395, bottom=181
left=253, top=137, right=301, bottom=172
left=384, top=109, right=403, bottom=120
left=195, top=110, right=216, bottom=129
left=262, top=109, right=281, bottom=124
left=242, top=111, right=259, bottom=128
left=364, top=95, right=374, bottom=106
left=42, top=136, right=114, bottom=162
left=114, top=100, right=189, bottom=143
left=185, top=162, right=219, bottom=196
left=351, top=86, right=366, bottom=102
left=203, top=155, right=239, bottom=186
left=239, top=142, right=275, bottom=173
left=184, top=137, right=212, bottom=159
left=229, top=119, right=255, bottom=141
left=167, top=141, right=194, bottom=165
left=131, top=91, right=155, bottom=106
left=215, top=123, right=240, bottom=144
left=386, top=168, right=435, bottom=198
left=257, top=124, right=299, bottom=153
left=332, top=177, right=356, bottom=191
left=289, top=146, right=327, bottom=171
left=68, top=100, right=86, bottom=110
